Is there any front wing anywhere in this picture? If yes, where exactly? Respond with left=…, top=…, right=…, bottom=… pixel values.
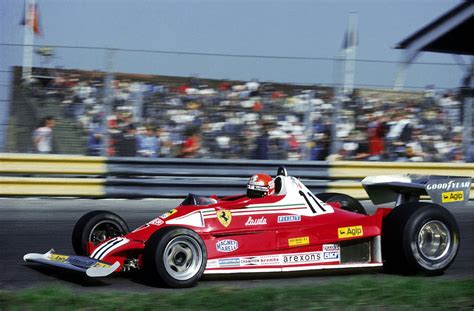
left=23, top=249, right=120, bottom=277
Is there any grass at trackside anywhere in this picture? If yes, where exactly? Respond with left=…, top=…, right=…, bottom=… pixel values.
left=1, top=276, right=474, bottom=310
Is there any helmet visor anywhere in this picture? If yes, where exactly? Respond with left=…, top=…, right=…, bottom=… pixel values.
left=247, top=188, right=267, bottom=198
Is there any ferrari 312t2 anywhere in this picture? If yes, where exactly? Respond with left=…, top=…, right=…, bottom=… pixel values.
left=24, top=167, right=471, bottom=287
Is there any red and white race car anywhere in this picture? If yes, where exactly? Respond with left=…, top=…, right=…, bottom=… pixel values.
left=24, top=167, right=471, bottom=288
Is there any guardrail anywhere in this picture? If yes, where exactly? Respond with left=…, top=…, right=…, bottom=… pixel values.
left=1, top=154, right=473, bottom=199
left=0, top=153, right=106, bottom=197
left=330, top=161, right=474, bottom=179
left=0, top=177, right=105, bottom=196
left=0, top=153, right=106, bottom=176
left=106, top=157, right=331, bottom=179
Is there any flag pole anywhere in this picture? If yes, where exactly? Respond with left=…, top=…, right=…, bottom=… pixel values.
left=343, top=12, right=358, bottom=95
left=330, top=12, right=358, bottom=157
left=22, top=0, right=36, bottom=82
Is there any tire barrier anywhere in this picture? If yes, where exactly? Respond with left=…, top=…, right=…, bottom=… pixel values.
left=1, top=154, right=473, bottom=199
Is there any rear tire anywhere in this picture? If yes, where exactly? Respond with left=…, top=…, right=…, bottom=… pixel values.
left=382, top=202, right=460, bottom=275
left=316, top=192, right=367, bottom=215
left=144, top=227, right=207, bottom=288
left=72, top=211, right=129, bottom=256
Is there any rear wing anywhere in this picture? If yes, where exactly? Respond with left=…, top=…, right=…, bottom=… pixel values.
left=362, top=175, right=472, bottom=207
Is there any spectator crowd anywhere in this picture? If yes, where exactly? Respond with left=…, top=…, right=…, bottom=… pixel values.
left=29, top=70, right=471, bottom=162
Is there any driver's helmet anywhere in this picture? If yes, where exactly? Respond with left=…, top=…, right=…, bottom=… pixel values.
left=247, top=174, right=275, bottom=198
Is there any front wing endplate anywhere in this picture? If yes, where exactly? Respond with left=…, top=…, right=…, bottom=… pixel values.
left=23, top=249, right=120, bottom=277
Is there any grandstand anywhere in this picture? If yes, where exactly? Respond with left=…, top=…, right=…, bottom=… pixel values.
left=4, top=66, right=469, bottom=162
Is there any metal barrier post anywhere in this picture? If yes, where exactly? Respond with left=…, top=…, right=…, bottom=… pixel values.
left=102, top=48, right=116, bottom=156
left=463, top=96, right=473, bottom=161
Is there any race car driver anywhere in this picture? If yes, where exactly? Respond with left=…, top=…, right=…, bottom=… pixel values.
left=247, top=174, right=275, bottom=198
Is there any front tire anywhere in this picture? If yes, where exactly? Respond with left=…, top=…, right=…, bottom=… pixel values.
left=143, top=227, right=207, bottom=288
left=144, top=227, right=207, bottom=288
left=382, top=202, right=460, bottom=275
left=72, top=211, right=129, bottom=256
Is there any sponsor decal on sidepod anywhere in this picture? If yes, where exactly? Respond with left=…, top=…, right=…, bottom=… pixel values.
left=258, top=256, right=280, bottom=265
left=245, top=216, right=267, bottom=226
left=218, top=258, right=240, bottom=266
left=283, top=252, right=322, bottom=264
left=216, top=239, right=239, bottom=252
left=288, top=236, right=310, bottom=247
left=338, top=226, right=363, bottom=238
left=323, top=244, right=340, bottom=260
left=323, top=252, right=339, bottom=260
left=322, top=244, right=340, bottom=252
left=277, top=215, right=301, bottom=223
left=209, top=251, right=337, bottom=269
left=240, top=257, right=260, bottom=265
left=283, top=250, right=339, bottom=264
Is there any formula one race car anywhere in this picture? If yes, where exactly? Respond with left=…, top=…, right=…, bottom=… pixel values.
left=24, top=167, right=472, bottom=288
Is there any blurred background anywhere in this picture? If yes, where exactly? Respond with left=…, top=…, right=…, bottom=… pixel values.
left=1, top=0, right=472, bottom=162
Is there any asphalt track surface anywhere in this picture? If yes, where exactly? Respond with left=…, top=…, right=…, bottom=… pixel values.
left=1, top=198, right=473, bottom=292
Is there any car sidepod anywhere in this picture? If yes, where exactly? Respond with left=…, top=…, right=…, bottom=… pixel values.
left=202, top=203, right=385, bottom=275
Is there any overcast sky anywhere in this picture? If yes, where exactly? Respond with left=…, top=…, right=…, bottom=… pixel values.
left=0, top=0, right=468, bottom=92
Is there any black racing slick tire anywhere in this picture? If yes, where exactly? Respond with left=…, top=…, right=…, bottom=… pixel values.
left=315, top=192, right=367, bottom=215
left=72, top=210, right=130, bottom=256
left=144, top=227, right=207, bottom=288
left=382, top=202, right=460, bottom=275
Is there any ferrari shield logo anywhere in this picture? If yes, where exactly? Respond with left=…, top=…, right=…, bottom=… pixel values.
left=217, top=210, right=232, bottom=227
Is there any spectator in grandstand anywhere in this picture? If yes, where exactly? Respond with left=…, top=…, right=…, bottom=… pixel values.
left=286, top=133, right=301, bottom=160
left=138, top=126, right=160, bottom=158
left=180, top=127, right=201, bottom=158
left=310, top=133, right=330, bottom=161
left=422, top=109, right=448, bottom=139
left=115, top=124, right=138, bottom=157
left=164, top=121, right=184, bottom=157
left=447, top=133, right=465, bottom=162
left=86, top=131, right=103, bottom=156
left=467, top=145, right=474, bottom=163
left=439, top=92, right=461, bottom=125
left=385, top=112, right=413, bottom=161
left=32, top=116, right=56, bottom=154
left=367, top=114, right=389, bottom=161
left=156, top=126, right=172, bottom=158
left=404, top=129, right=429, bottom=162
left=254, top=124, right=270, bottom=160
left=350, top=132, right=371, bottom=160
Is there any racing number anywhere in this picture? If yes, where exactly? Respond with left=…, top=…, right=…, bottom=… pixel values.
left=299, top=191, right=326, bottom=214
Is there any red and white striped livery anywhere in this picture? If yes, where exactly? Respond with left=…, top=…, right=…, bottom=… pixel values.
left=25, top=168, right=467, bottom=287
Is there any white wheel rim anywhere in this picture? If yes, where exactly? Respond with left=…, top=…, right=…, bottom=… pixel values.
left=163, top=235, right=202, bottom=281
left=417, top=220, right=451, bottom=261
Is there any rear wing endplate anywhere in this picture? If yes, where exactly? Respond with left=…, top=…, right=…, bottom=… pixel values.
left=362, top=175, right=472, bottom=207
